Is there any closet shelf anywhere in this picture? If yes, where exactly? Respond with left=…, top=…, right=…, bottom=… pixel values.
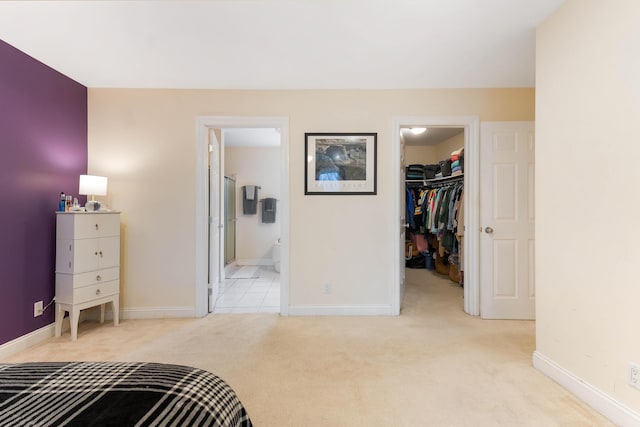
left=406, top=173, right=464, bottom=184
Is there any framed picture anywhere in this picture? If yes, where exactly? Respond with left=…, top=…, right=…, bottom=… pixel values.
left=305, top=133, right=377, bottom=195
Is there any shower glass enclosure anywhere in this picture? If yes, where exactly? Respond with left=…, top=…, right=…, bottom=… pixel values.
left=224, top=176, right=236, bottom=266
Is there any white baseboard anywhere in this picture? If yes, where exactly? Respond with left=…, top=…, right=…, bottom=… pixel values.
left=0, top=324, right=55, bottom=360
left=533, top=351, right=640, bottom=426
left=235, top=258, right=273, bottom=266
left=288, top=304, right=394, bottom=316
left=121, top=306, right=196, bottom=320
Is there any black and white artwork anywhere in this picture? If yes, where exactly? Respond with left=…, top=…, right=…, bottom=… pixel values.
left=305, top=133, right=377, bottom=195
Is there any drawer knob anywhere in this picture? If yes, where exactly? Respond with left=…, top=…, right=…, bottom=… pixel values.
left=96, top=275, right=102, bottom=281
left=96, top=289, right=101, bottom=295
left=95, top=251, right=98, bottom=256
left=95, top=224, right=99, bottom=230
left=99, top=251, right=103, bottom=258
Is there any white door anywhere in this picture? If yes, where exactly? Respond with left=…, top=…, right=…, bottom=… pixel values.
left=399, top=134, right=407, bottom=309
left=480, top=122, right=535, bottom=319
left=208, top=129, right=221, bottom=312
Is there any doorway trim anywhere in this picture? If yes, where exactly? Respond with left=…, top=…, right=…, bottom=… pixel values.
left=392, top=115, right=480, bottom=316
left=195, top=116, right=290, bottom=317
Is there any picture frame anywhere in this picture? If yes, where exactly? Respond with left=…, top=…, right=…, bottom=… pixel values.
left=304, top=132, right=377, bottom=195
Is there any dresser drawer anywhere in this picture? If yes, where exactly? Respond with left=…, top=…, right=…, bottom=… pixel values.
left=56, top=279, right=118, bottom=305
left=56, top=212, right=120, bottom=239
left=56, top=267, right=119, bottom=289
left=73, top=281, right=119, bottom=304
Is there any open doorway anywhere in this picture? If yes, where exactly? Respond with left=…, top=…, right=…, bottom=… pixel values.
left=400, top=126, right=465, bottom=280
left=212, top=128, right=282, bottom=314
left=402, top=126, right=466, bottom=306
left=392, top=116, right=480, bottom=316
left=195, top=116, right=290, bottom=318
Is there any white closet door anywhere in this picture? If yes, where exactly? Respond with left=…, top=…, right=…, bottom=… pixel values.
left=480, top=122, right=535, bottom=319
left=208, top=130, right=221, bottom=313
left=398, top=133, right=407, bottom=312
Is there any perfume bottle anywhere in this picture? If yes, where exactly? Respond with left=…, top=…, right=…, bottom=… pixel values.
left=59, top=192, right=66, bottom=212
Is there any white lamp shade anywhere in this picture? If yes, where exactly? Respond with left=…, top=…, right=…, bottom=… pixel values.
left=79, top=175, right=108, bottom=196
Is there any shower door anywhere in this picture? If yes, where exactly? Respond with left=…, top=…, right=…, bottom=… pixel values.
left=224, top=176, right=236, bottom=265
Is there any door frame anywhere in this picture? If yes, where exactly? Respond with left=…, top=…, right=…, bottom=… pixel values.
left=392, top=115, right=480, bottom=316
left=195, top=116, right=290, bottom=317
left=208, top=129, right=222, bottom=312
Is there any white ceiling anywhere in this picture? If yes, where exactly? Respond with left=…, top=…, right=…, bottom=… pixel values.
left=0, top=0, right=564, bottom=89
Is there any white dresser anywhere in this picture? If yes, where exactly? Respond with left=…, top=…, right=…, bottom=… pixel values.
left=55, top=212, right=120, bottom=341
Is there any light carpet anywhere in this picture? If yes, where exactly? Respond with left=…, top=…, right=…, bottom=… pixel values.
left=2, top=269, right=614, bottom=427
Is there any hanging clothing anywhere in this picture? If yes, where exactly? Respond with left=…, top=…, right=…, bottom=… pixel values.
left=405, top=176, right=464, bottom=281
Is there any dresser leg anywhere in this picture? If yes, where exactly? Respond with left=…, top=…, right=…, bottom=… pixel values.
left=54, top=303, right=63, bottom=337
left=112, top=297, right=120, bottom=326
left=100, top=304, right=106, bottom=323
left=69, top=307, right=79, bottom=341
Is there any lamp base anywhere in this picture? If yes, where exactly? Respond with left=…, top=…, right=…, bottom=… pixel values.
left=85, top=200, right=101, bottom=212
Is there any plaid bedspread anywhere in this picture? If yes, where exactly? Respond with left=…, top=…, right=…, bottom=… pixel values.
left=0, top=361, right=252, bottom=426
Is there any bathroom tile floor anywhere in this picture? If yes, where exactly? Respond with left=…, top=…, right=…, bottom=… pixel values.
left=213, top=265, right=280, bottom=314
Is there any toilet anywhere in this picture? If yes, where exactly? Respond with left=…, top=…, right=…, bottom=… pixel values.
left=272, top=238, right=281, bottom=273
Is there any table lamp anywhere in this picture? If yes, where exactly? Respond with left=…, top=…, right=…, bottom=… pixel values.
left=79, top=174, right=108, bottom=211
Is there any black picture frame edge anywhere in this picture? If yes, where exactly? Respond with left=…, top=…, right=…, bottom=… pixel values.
left=304, top=132, right=377, bottom=196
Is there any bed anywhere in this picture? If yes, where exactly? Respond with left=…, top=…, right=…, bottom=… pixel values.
left=0, top=361, right=252, bottom=426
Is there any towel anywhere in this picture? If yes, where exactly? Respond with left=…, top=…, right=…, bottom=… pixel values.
left=243, top=185, right=259, bottom=215
left=262, top=198, right=277, bottom=224
left=245, top=185, right=256, bottom=200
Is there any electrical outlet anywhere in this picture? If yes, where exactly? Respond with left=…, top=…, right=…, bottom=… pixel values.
left=33, top=301, right=43, bottom=317
left=629, top=363, right=640, bottom=390
left=323, top=283, right=331, bottom=295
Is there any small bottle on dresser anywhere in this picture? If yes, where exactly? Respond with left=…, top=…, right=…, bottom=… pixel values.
left=59, top=192, right=66, bottom=212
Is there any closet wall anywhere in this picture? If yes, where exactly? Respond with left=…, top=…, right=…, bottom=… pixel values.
left=405, top=131, right=463, bottom=166
left=433, top=132, right=464, bottom=163
left=404, top=145, right=437, bottom=165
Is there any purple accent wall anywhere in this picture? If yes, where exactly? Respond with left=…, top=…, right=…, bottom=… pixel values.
left=0, top=40, right=87, bottom=345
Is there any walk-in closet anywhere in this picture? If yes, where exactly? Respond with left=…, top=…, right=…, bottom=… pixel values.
left=403, top=126, right=465, bottom=294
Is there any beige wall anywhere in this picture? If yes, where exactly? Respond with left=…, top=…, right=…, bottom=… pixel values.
left=433, top=132, right=464, bottom=163
left=405, top=131, right=465, bottom=169
left=404, top=145, right=437, bottom=165
left=225, top=146, right=281, bottom=263
left=536, top=0, right=640, bottom=414
left=87, top=88, right=534, bottom=311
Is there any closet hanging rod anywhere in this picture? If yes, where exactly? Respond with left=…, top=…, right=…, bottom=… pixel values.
left=425, top=180, right=463, bottom=189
